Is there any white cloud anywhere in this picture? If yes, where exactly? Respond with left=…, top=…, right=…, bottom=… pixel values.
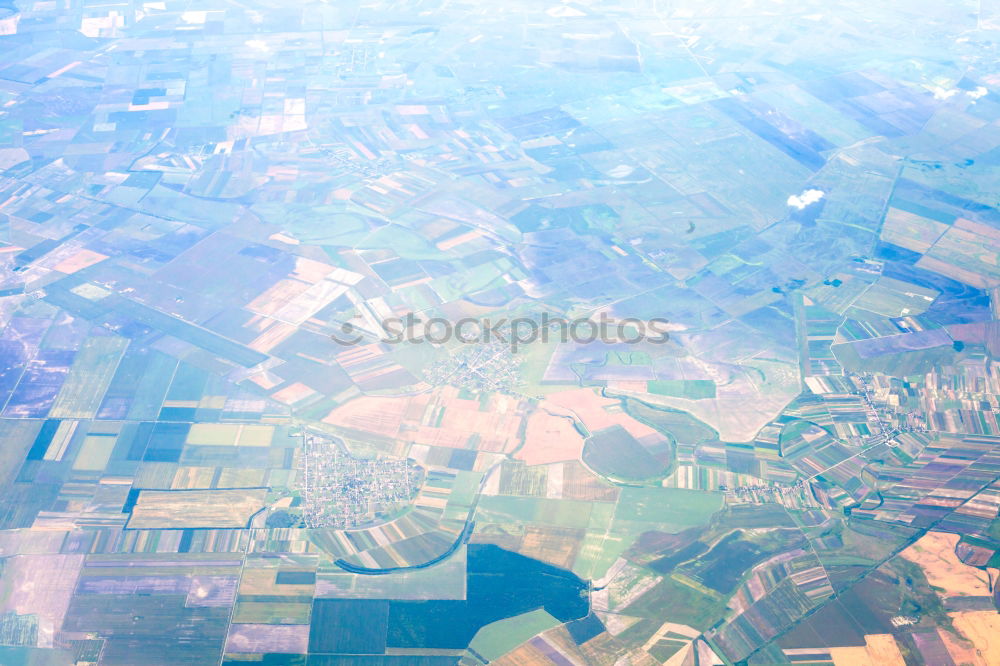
left=931, top=86, right=959, bottom=100
left=547, top=5, right=586, bottom=17
left=607, top=164, right=634, bottom=178
left=928, top=85, right=988, bottom=101
left=180, top=10, right=207, bottom=24
left=787, top=188, right=825, bottom=210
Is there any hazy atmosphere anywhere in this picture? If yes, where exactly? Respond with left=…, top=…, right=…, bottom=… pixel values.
left=0, top=0, right=999, bottom=664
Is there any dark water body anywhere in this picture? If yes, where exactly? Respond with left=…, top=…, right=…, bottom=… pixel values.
left=385, top=544, right=590, bottom=649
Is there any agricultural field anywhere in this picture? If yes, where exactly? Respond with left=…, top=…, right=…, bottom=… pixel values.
left=581, top=425, right=672, bottom=481
left=127, top=489, right=268, bottom=529
left=0, top=0, right=999, bottom=664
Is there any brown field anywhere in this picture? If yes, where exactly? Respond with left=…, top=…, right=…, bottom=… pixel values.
left=518, top=526, right=585, bottom=569
left=246, top=278, right=313, bottom=316
left=606, top=380, right=648, bottom=393
left=171, top=466, right=216, bottom=489
left=185, top=423, right=274, bottom=447
left=546, top=388, right=658, bottom=440
left=939, top=625, right=981, bottom=665
left=879, top=207, right=948, bottom=253
left=325, top=387, right=526, bottom=453
left=226, top=623, right=309, bottom=654
left=249, top=321, right=298, bottom=352
left=946, top=611, right=1000, bottom=666
left=830, top=634, right=905, bottom=666
left=324, top=395, right=410, bottom=438
left=900, top=531, right=991, bottom=598
left=492, top=642, right=558, bottom=666
left=492, top=625, right=588, bottom=666
left=249, top=372, right=283, bottom=390
left=516, top=403, right=585, bottom=466
left=437, top=229, right=482, bottom=251
left=552, top=461, right=619, bottom=502
left=128, top=489, right=267, bottom=529
left=641, top=620, right=699, bottom=653
left=288, top=255, right=338, bottom=282
left=239, top=566, right=316, bottom=598
left=52, top=248, right=108, bottom=273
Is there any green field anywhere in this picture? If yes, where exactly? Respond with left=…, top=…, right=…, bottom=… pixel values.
left=622, top=399, right=719, bottom=445
left=614, top=487, right=723, bottom=529
left=232, top=600, right=312, bottom=624
left=647, top=379, right=717, bottom=399
left=0, top=421, right=43, bottom=494
left=72, top=435, right=117, bottom=471
left=582, top=425, right=671, bottom=481
left=625, top=575, right=727, bottom=632
left=469, top=609, right=560, bottom=660
left=572, top=488, right=724, bottom=579
left=476, top=496, right=594, bottom=529
left=48, top=336, right=128, bottom=419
